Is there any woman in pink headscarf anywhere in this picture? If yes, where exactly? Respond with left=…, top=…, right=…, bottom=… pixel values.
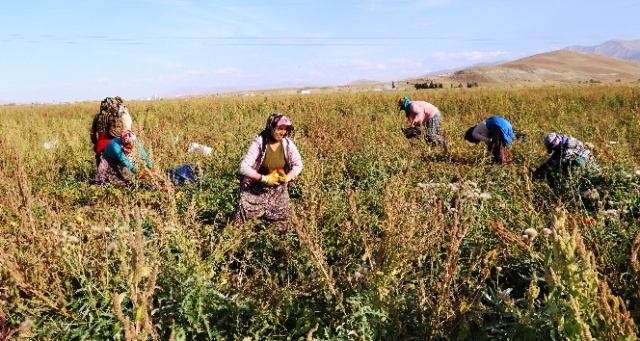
left=94, top=130, right=153, bottom=186
left=235, top=113, right=303, bottom=227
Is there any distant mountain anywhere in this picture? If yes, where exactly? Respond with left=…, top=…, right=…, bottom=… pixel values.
left=434, top=50, right=640, bottom=86
left=346, top=79, right=382, bottom=85
left=420, top=60, right=506, bottom=78
left=564, top=39, right=640, bottom=61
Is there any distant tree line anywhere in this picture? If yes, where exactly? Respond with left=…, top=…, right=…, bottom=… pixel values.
left=414, top=80, right=443, bottom=89
left=409, top=80, right=480, bottom=90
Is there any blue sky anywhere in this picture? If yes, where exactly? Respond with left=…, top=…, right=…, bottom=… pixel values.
left=1, top=0, right=638, bottom=103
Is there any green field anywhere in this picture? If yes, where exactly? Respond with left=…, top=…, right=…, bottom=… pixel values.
left=1, top=85, right=639, bottom=340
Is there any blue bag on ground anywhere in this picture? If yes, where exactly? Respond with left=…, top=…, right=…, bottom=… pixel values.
left=168, top=164, right=202, bottom=186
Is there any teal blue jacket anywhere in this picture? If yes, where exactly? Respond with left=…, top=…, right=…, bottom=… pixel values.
left=102, top=137, right=153, bottom=173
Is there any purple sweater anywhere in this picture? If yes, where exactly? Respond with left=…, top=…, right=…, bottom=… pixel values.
left=239, top=135, right=303, bottom=184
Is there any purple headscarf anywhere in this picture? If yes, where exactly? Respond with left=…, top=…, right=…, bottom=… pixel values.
left=263, top=113, right=294, bottom=138
left=544, top=132, right=568, bottom=153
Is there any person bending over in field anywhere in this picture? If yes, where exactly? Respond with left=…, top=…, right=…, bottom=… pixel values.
left=90, top=96, right=125, bottom=167
left=464, top=116, right=517, bottom=165
left=118, top=100, right=133, bottom=131
left=94, top=129, right=154, bottom=186
left=398, top=96, right=448, bottom=153
left=235, top=113, right=303, bottom=229
left=533, top=132, right=600, bottom=178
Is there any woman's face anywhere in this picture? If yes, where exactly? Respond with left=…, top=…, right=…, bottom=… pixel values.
left=271, top=125, right=288, bottom=141
left=122, top=140, right=134, bottom=150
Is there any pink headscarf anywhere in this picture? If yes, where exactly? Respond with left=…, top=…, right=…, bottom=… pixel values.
left=120, top=130, right=137, bottom=155
left=263, top=113, right=294, bottom=138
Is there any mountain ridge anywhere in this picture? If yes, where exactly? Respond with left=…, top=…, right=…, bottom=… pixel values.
left=564, top=39, right=640, bottom=61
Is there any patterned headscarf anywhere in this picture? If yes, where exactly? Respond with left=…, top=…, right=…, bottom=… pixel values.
left=100, top=97, right=123, bottom=114
left=120, top=130, right=137, bottom=155
left=263, top=113, right=294, bottom=139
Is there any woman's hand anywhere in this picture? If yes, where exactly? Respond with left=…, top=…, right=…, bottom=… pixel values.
left=276, top=169, right=290, bottom=184
left=261, top=172, right=280, bottom=186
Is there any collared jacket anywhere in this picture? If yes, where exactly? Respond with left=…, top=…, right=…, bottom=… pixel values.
left=239, top=134, right=303, bottom=185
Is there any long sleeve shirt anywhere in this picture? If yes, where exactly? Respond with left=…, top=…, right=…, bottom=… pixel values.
left=102, top=137, right=153, bottom=173
left=239, top=135, right=303, bottom=184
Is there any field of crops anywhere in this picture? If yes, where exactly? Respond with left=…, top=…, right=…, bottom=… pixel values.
left=1, top=85, right=639, bottom=340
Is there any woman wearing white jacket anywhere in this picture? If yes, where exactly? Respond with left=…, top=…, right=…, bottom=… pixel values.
left=118, top=103, right=132, bottom=130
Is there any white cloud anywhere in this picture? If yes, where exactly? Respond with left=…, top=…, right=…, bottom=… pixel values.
left=328, top=59, right=388, bottom=71
left=362, top=0, right=453, bottom=11
left=415, top=0, right=456, bottom=7
left=138, top=56, right=185, bottom=70
left=162, top=61, right=185, bottom=69
left=213, top=67, right=244, bottom=76
left=390, top=59, right=425, bottom=69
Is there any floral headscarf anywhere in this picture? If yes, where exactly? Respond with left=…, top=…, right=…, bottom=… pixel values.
left=100, top=96, right=124, bottom=114
left=262, top=113, right=294, bottom=139
left=120, top=130, right=137, bottom=155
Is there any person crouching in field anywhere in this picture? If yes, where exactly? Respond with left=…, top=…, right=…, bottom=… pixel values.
left=398, top=96, right=449, bottom=153
left=94, top=130, right=154, bottom=186
left=464, top=116, right=516, bottom=165
left=533, top=132, right=600, bottom=179
left=235, top=113, right=303, bottom=228
left=90, top=96, right=124, bottom=167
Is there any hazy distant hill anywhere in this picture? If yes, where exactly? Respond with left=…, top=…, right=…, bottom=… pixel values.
left=420, top=61, right=506, bottom=78
left=420, top=50, right=640, bottom=87
left=241, top=48, right=640, bottom=96
left=347, top=79, right=380, bottom=85
left=564, top=39, right=640, bottom=61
